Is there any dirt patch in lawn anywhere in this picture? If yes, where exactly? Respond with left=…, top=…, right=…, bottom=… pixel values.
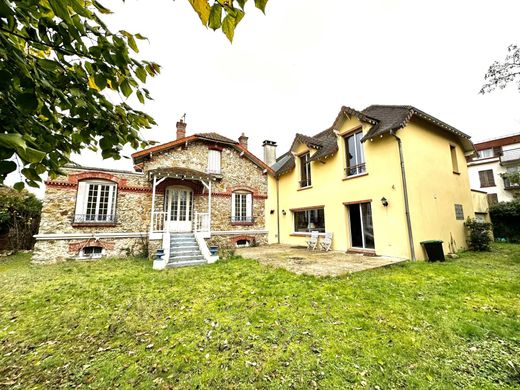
left=236, top=244, right=406, bottom=276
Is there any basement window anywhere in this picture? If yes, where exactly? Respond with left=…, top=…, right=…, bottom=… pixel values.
left=235, top=239, right=251, bottom=248
left=79, top=246, right=104, bottom=259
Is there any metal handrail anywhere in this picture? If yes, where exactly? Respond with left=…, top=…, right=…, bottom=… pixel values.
left=345, top=163, right=366, bottom=177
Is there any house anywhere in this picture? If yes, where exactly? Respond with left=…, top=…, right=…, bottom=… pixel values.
left=265, top=105, right=478, bottom=261
left=33, top=120, right=272, bottom=267
left=467, top=132, right=520, bottom=205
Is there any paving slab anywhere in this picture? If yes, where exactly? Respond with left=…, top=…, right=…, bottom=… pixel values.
left=236, top=244, right=407, bottom=276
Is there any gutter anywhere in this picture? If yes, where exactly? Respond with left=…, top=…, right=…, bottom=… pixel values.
left=390, top=131, right=416, bottom=261
left=276, top=177, right=281, bottom=244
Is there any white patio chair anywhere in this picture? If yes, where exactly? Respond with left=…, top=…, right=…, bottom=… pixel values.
left=306, top=231, right=319, bottom=251
left=320, top=232, right=333, bottom=252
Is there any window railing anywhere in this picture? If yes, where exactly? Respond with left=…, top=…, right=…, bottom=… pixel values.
left=231, top=216, right=254, bottom=223
left=346, top=163, right=366, bottom=177
left=72, top=214, right=117, bottom=224
left=299, top=179, right=312, bottom=188
left=503, top=177, right=520, bottom=190
left=500, top=148, right=520, bottom=164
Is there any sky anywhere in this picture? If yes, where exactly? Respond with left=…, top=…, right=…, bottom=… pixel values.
left=7, top=0, right=520, bottom=195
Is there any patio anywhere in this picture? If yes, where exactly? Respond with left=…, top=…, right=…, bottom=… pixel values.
left=235, top=244, right=407, bottom=276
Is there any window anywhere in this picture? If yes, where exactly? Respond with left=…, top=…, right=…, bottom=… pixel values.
left=231, top=192, right=253, bottom=223
left=299, top=152, right=312, bottom=188
left=454, top=204, right=464, bottom=220
left=478, top=148, right=493, bottom=159
left=345, top=130, right=366, bottom=176
left=80, top=246, right=104, bottom=259
left=450, top=145, right=459, bottom=173
left=487, top=193, right=498, bottom=206
left=478, top=169, right=495, bottom=187
left=347, top=203, right=375, bottom=249
left=207, top=149, right=221, bottom=174
left=475, top=213, right=487, bottom=222
left=236, top=239, right=251, bottom=248
left=293, top=208, right=325, bottom=233
left=504, top=166, right=520, bottom=189
left=74, top=181, right=117, bottom=223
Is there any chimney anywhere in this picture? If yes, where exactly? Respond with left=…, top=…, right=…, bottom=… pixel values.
left=262, top=140, right=277, bottom=167
left=176, top=118, right=187, bottom=140
left=238, top=132, right=248, bottom=149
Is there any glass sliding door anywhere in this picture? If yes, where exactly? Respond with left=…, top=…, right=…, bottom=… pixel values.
left=348, top=202, right=375, bottom=249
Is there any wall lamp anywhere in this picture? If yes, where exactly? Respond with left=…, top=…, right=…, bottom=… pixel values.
left=270, top=209, right=275, bottom=215
left=282, top=210, right=287, bottom=216
left=381, top=197, right=389, bottom=207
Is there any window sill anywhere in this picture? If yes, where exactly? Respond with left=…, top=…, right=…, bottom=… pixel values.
left=231, top=222, right=254, bottom=226
left=72, top=223, right=118, bottom=228
left=290, top=232, right=326, bottom=237
left=343, top=172, right=368, bottom=181
left=480, top=184, right=496, bottom=188
left=297, top=185, right=313, bottom=191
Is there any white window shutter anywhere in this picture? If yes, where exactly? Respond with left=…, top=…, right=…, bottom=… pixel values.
left=231, top=192, right=236, bottom=218
left=75, top=181, right=88, bottom=216
left=246, top=193, right=252, bottom=218
left=107, top=185, right=116, bottom=216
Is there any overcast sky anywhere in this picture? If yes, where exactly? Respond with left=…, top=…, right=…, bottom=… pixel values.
left=8, top=0, right=520, bottom=194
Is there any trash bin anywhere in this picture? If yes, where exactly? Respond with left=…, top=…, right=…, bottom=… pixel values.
left=420, top=240, right=445, bottom=262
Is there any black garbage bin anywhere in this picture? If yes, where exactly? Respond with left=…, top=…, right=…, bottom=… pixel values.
left=420, top=240, right=445, bottom=262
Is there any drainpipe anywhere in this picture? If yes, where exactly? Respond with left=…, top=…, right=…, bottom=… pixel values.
left=390, top=131, right=416, bottom=261
left=276, top=177, right=280, bottom=244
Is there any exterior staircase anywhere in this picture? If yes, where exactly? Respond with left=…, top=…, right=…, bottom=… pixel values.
left=166, top=233, right=206, bottom=268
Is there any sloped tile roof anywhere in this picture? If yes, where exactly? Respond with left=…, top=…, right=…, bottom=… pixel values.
left=195, top=132, right=238, bottom=145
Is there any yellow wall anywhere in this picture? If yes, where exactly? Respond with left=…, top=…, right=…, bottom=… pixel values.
left=267, top=115, right=476, bottom=260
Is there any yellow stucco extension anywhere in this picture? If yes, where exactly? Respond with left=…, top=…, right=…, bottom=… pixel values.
left=266, top=105, right=479, bottom=261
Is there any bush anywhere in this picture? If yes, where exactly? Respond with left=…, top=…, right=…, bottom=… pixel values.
left=465, top=218, right=493, bottom=251
left=489, top=200, right=520, bottom=243
left=0, top=186, right=42, bottom=251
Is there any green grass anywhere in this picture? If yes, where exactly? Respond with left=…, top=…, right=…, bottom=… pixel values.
left=0, top=245, right=519, bottom=389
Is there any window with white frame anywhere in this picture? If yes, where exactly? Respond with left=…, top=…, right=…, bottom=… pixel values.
left=345, top=130, right=366, bottom=176
left=74, top=180, right=117, bottom=223
left=79, top=246, right=104, bottom=259
left=231, top=191, right=253, bottom=223
left=478, top=148, right=493, bottom=159
left=299, top=152, right=312, bottom=188
left=207, top=149, right=221, bottom=174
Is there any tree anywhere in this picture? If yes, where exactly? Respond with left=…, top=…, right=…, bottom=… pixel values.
left=0, top=0, right=268, bottom=189
left=481, top=44, right=520, bottom=94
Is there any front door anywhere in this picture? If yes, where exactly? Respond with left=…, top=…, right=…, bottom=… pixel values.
left=347, top=202, right=375, bottom=249
left=165, top=186, right=193, bottom=232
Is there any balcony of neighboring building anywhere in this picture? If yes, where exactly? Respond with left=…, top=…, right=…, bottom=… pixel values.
left=500, top=147, right=520, bottom=165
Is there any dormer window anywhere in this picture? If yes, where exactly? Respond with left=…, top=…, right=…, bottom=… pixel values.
left=345, top=130, right=366, bottom=177
left=299, top=152, right=312, bottom=188
left=208, top=149, right=221, bottom=174
left=478, top=148, right=493, bottom=159
left=74, top=180, right=117, bottom=224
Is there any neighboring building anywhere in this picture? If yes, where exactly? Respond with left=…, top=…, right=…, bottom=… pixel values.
left=33, top=120, right=272, bottom=267
left=265, top=105, right=478, bottom=261
left=467, top=132, right=520, bottom=204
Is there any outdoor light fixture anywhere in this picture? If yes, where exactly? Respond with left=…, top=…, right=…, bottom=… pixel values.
left=270, top=209, right=275, bottom=214
left=282, top=210, right=287, bottom=216
left=381, top=197, right=389, bottom=207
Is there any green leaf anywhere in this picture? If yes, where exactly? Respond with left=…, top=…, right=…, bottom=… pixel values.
left=222, top=14, right=236, bottom=42
left=209, top=3, right=223, bottom=30
left=0, top=160, right=17, bottom=175
left=0, top=133, right=27, bottom=150
left=13, top=182, right=25, bottom=191
left=0, top=0, right=14, bottom=17
left=38, top=59, right=59, bottom=72
left=135, top=33, right=148, bottom=40
left=188, top=0, right=211, bottom=26
left=68, top=0, right=92, bottom=17
left=254, top=0, right=268, bottom=13
left=93, top=1, right=112, bottom=14
left=237, top=0, right=247, bottom=10
left=16, top=92, right=38, bottom=113
left=135, top=67, right=147, bottom=83
left=127, top=34, right=139, bottom=53
left=17, top=147, right=46, bottom=164
left=49, top=0, right=72, bottom=23
left=120, top=79, right=132, bottom=98
left=21, top=168, right=42, bottom=182
left=94, top=74, right=107, bottom=90
left=136, top=90, right=145, bottom=104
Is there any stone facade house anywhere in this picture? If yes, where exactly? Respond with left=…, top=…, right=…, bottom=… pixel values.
left=33, top=120, right=272, bottom=267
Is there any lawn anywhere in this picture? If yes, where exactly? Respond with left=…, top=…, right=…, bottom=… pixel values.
left=0, top=245, right=519, bottom=389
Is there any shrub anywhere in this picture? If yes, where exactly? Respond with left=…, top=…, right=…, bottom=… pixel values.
left=489, top=200, right=520, bottom=243
left=465, top=218, right=493, bottom=251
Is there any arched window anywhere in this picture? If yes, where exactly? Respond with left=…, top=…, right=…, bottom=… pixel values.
left=231, top=191, right=253, bottom=223
left=74, top=180, right=117, bottom=223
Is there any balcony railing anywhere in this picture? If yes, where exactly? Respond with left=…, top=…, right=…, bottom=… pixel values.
left=231, top=216, right=254, bottom=223
left=73, top=214, right=117, bottom=224
left=503, top=177, right=520, bottom=190
left=299, top=179, right=312, bottom=188
left=500, top=147, right=520, bottom=165
left=346, top=163, right=366, bottom=177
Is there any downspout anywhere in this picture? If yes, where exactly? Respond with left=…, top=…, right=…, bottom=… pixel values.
left=390, top=131, right=416, bottom=261
left=276, top=176, right=280, bottom=244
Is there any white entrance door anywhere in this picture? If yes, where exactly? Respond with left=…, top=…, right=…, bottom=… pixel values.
left=165, top=186, right=193, bottom=232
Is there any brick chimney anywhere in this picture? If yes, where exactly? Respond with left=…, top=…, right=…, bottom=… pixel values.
left=238, top=132, right=248, bottom=149
left=262, top=140, right=277, bottom=167
left=176, top=119, right=187, bottom=140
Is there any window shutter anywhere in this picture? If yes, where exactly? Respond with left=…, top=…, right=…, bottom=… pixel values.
left=231, top=192, right=236, bottom=219
left=246, top=193, right=252, bottom=218
left=107, top=185, right=116, bottom=217
left=75, top=181, right=88, bottom=216
left=208, top=150, right=221, bottom=173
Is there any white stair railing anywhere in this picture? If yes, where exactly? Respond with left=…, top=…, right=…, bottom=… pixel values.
left=194, top=212, right=210, bottom=233
left=152, top=211, right=168, bottom=233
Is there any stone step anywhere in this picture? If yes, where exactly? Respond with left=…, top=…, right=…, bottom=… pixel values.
left=170, top=250, right=202, bottom=257
left=170, top=245, right=199, bottom=250
left=166, top=259, right=207, bottom=268
left=170, top=239, right=197, bottom=244
left=169, top=254, right=205, bottom=262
